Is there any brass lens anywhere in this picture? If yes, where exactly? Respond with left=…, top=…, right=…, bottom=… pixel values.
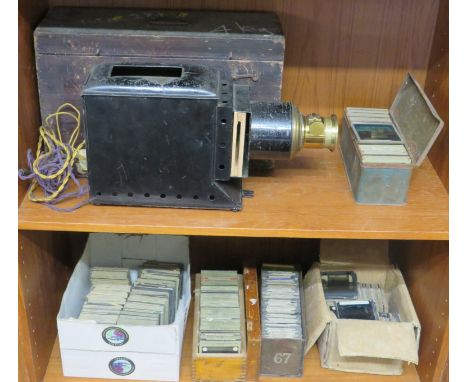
left=303, top=113, right=338, bottom=151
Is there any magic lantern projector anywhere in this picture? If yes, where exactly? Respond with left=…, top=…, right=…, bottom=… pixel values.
left=82, top=64, right=338, bottom=210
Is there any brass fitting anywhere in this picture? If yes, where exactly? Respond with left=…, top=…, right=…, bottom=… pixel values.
left=303, top=113, right=338, bottom=151
left=290, top=105, right=339, bottom=158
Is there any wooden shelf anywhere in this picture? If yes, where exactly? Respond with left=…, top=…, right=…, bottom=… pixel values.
left=19, top=150, right=448, bottom=240
left=44, top=304, right=420, bottom=382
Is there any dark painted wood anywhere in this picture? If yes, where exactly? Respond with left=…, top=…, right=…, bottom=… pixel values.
left=35, top=54, right=283, bottom=139
left=34, top=7, right=285, bottom=137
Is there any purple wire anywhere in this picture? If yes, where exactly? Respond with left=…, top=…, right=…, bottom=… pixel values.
left=18, top=135, right=90, bottom=212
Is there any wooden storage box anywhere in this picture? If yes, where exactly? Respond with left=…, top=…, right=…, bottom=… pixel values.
left=243, top=267, right=261, bottom=382
left=260, top=265, right=307, bottom=377
left=192, top=274, right=247, bottom=382
left=34, top=7, right=284, bottom=135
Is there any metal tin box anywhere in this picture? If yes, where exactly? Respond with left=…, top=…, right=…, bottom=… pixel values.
left=34, top=7, right=284, bottom=137
left=340, top=73, right=444, bottom=205
left=260, top=265, right=306, bottom=377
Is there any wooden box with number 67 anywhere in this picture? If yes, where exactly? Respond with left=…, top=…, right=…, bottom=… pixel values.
left=260, top=265, right=306, bottom=377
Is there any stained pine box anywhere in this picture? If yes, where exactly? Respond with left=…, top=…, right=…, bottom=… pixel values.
left=34, top=7, right=285, bottom=137
left=192, top=274, right=247, bottom=382
left=243, top=267, right=261, bottom=382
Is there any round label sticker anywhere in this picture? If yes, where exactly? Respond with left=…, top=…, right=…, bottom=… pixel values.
left=109, top=357, right=135, bottom=376
left=102, top=327, right=129, bottom=346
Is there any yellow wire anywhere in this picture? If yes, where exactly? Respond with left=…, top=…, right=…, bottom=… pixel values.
left=27, top=103, right=85, bottom=203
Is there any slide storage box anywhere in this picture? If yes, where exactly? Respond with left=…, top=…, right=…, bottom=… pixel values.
left=303, top=240, right=421, bottom=375
left=57, top=233, right=191, bottom=381
left=340, top=73, right=444, bottom=205
left=192, top=274, right=247, bottom=382
left=260, top=265, right=306, bottom=377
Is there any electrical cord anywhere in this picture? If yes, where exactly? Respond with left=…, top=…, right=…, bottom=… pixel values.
left=18, top=103, right=89, bottom=211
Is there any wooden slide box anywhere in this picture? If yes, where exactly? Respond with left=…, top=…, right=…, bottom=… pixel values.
left=243, top=267, right=261, bottom=382
left=260, top=265, right=307, bottom=377
left=192, top=274, right=247, bottom=382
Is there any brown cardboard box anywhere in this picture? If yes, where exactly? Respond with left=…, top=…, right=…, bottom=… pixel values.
left=303, top=240, right=421, bottom=375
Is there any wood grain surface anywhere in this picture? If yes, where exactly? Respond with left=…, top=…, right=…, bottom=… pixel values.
left=425, top=0, right=449, bottom=190
left=19, top=150, right=448, bottom=240
left=190, top=237, right=320, bottom=276
left=18, top=2, right=448, bottom=382
left=18, top=231, right=75, bottom=382
left=19, top=276, right=34, bottom=382
left=18, top=0, right=48, bottom=203
left=392, top=240, right=449, bottom=382
left=243, top=267, right=261, bottom=382
left=43, top=302, right=420, bottom=382
left=47, top=0, right=439, bottom=120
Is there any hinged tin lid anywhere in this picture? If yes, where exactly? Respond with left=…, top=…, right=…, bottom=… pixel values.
left=390, top=73, right=444, bottom=166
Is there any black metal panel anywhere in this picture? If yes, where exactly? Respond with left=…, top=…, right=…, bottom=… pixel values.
left=83, top=63, right=242, bottom=210
left=214, top=81, right=234, bottom=181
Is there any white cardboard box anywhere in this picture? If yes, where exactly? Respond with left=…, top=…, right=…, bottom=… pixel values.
left=303, top=240, right=421, bottom=375
left=57, top=233, right=191, bottom=381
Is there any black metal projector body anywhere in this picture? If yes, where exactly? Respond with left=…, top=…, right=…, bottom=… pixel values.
left=82, top=64, right=337, bottom=210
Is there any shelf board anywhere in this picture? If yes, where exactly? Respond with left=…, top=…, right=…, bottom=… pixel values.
left=44, top=304, right=420, bottom=382
left=19, top=150, right=448, bottom=240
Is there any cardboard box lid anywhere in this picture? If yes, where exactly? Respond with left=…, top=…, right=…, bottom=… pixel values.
left=336, top=320, right=418, bottom=363
left=390, top=73, right=444, bottom=166
left=303, top=267, right=331, bottom=353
